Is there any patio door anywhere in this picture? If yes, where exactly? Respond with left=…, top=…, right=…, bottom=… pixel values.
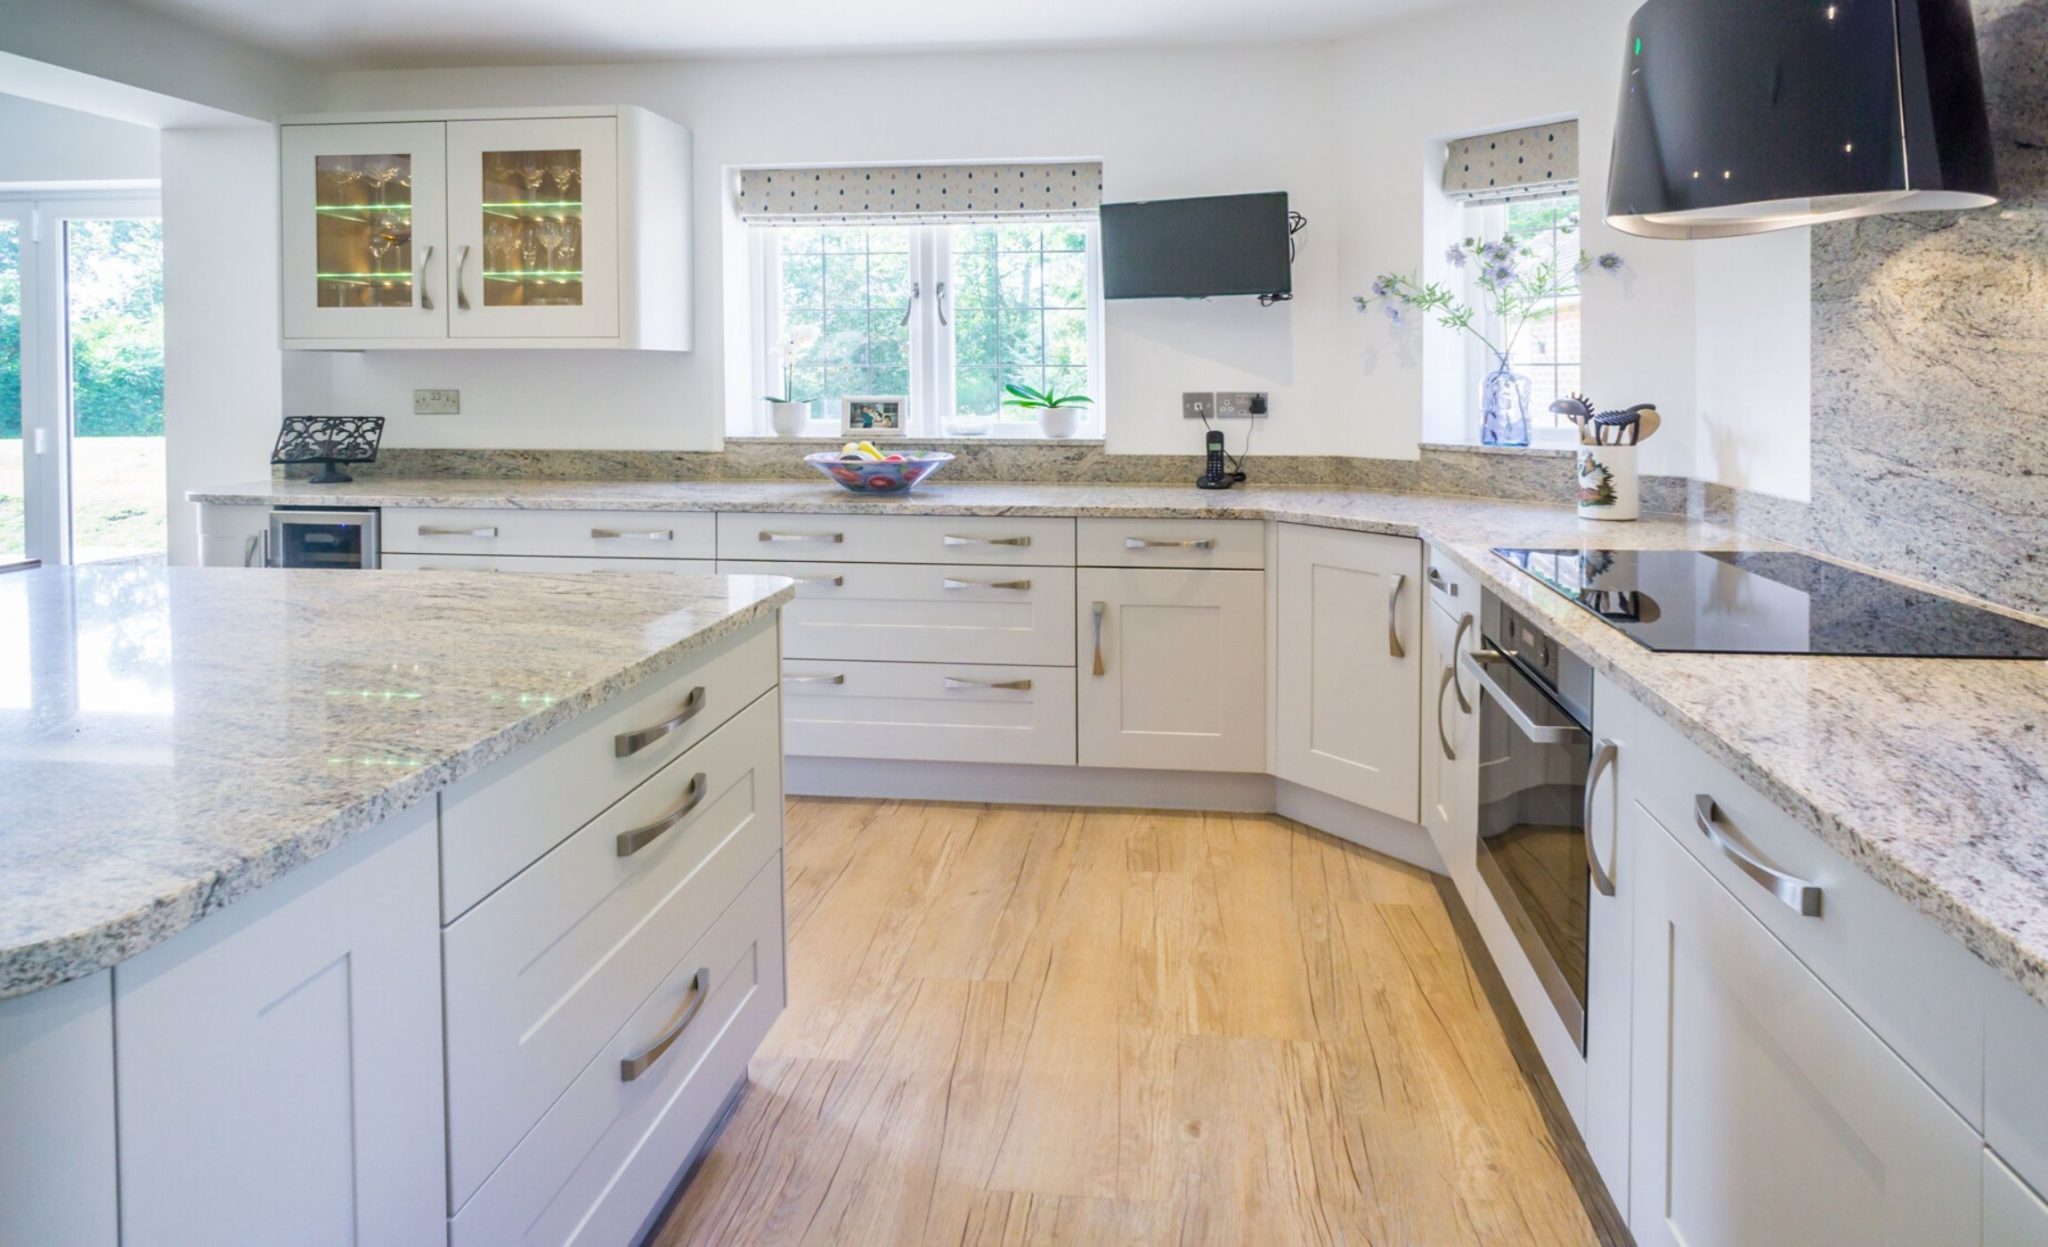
left=1, top=193, right=165, bottom=565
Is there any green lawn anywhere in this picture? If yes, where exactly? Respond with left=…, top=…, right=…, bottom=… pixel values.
left=0, top=435, right=165, bottom=563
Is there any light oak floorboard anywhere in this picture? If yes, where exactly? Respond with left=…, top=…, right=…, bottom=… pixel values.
left=654, top=800, right=1607, bottom=1247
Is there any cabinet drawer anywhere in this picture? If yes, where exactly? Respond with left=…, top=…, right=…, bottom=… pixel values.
left=781, top=658, right=1076, bottom=766
left=443, top=692, right=783, bottom=1210
left=1626, top=706, right=1994, bottom=1128
left=382, top=552, right=714, bottom=574
left=440, top=624, right=777, bottom=920
left=720, top=559, right=1073, bottom=665
left=716, top=512, right=1074, bottom=565
left=449, top=854, right=785, bottom=1245
left=384, top=507, right=716, bottom=559
left=1423, top=542, right=1478, bottom=610
left=1076, top=518, right=1264, bottom=569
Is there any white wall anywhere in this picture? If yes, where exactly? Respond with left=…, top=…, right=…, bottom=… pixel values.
left=1693, top=230, right=1811, bottom=501
left=0, top=93, right=159, bottom=184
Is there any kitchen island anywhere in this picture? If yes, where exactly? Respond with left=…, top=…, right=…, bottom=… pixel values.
left=0, top=561, right=794, bottom=1246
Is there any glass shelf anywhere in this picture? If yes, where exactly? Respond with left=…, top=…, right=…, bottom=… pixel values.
left=481, top=201, right=581, bottom=210
left=482, top=271, right=583, bottom=280
left=316, top=203, right=413, bottom=213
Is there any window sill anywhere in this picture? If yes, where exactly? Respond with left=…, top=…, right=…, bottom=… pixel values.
left=728, top=434, right=1106, bottom=447
left=1420, top=441, right=1577, bottom=459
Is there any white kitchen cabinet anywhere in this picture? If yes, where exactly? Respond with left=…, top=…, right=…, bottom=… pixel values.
left=114, top=804, right=446, bottom=1247
left=1420, top=590, right=1478, bottom=878
left=0, top=971, right=117, bottom=1246
left=1275, top=523, right=1422, bottom=821
left=1986, top=1148, right=2048, bottom=1247
left=281, top=106, right=689, bottom=351
left=1077, top=567, right=1265, bottom=772
left=1582, top=672, right=1636, bottom=1219
left=1627, top=804, right=1980, bottom=1247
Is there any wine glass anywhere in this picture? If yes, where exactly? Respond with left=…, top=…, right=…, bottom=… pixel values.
left=366, top=212, right=398, bottom=279
left=484, top=221, right=512, bottom=271
left=535, top=217, right=566, bottom=272
left=554, top=219, right=579, bottom=271
left=546, top=159, right=577, bottom=199
left=364, top=159, right=404, bottom=204
left=322, top=160, right=364, bottom=205
left=520, top=226, right=539, bottom=272
left=516, top=160, right=547, bottom=202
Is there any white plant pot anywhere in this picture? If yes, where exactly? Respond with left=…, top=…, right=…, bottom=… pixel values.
left=767, top=400, right=812, bottom=438
left=1576, top=444, right=1640, bottom=521
left=1038, top=407, right=1081, bottom=439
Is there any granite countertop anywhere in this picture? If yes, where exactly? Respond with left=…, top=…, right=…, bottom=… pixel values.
left=0, top=563, right=795, bottom=999
left=188, top=477, right=2048, bottom=1008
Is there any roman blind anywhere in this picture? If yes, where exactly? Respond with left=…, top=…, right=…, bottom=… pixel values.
left=1442, top=121, right=1579, bottom=203
left=735, top=162, right=1104, bottom=225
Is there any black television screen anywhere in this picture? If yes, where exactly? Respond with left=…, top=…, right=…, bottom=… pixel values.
left=1100, top=192, right=1292, bottom=300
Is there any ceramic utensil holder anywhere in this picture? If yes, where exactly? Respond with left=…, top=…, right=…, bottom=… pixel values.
left=1577, top=444, right=1639, bottom=521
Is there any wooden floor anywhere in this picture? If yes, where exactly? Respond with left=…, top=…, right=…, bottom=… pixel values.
left=651, top=799, right=1605, bottom=1247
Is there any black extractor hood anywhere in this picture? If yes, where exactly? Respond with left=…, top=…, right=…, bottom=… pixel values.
left=1606, top=0, right=1998, bottom=239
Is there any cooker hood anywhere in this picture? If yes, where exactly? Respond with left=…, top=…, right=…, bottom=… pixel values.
left=1606, top=0, right=1997, bottom=240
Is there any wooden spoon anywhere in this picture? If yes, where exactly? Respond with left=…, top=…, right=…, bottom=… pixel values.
left=1630, top=405, right=1662, bottom=444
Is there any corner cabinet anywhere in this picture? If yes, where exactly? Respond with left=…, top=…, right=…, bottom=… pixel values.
left=280, top=106, right=691, bottom=351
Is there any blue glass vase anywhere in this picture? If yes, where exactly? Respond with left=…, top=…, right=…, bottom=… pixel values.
left=1480, top=355, right=1533, bottom=446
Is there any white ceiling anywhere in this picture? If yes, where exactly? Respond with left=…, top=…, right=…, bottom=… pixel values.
left=121, top=0, right=1461, bottom=67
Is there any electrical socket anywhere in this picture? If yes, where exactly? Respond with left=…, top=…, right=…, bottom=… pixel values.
left=1215, top=391, right=1269, bottom=419
left=413, top=388, right=460, bottom=415
left=1181, top=391, right=1216, bottom=421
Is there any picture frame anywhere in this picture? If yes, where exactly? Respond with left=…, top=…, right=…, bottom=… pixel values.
left=840, top=396, right=907, bottom=437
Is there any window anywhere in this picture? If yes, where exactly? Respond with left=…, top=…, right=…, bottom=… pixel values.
left=750, top=220, right=1103, bottom=438
left=1460, top=192, right=1582, bottom=440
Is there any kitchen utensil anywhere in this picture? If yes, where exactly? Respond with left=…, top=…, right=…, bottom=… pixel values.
left=1629, top=405, right=1662, bottom=444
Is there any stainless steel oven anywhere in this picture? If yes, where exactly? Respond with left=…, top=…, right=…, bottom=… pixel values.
left=1460, top=590, right=1608, bottom=1051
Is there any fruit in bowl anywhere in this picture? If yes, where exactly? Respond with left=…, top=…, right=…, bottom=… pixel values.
left=805, top=444, right=955, bottom=494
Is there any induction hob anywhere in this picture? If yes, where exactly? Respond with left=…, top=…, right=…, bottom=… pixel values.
left=1492, top=547, right=2048, bottom=658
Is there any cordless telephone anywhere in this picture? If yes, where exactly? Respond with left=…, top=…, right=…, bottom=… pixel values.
left=1197, top=430, right=1232, bottom=489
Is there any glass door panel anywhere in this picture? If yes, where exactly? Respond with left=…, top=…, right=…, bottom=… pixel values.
left=0, top=216, right=22, bottom=564
left=447, top=117, right=617, bottom=340
left=65, top=217, right=165, bottom=563
left=281, top=122, right=446, bottom=341
left=480, top=149, right=582, bottom=308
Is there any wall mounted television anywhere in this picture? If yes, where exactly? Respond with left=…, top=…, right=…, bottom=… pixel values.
left=1100, top=191, right=1293, bottom=301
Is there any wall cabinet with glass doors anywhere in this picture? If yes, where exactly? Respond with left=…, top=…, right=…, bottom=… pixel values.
left=280, top=106, right=690, bottom=350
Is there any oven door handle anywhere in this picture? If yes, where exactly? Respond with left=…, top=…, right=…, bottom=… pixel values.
left=1459, top=650, right=1583, bottom=745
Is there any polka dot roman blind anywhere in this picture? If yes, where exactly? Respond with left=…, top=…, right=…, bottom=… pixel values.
left=1442, top=121, right=1578, bottom=204
left=734, top=162, right=1104, bottom=224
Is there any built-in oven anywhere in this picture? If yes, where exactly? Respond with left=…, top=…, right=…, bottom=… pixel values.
left=1459, top=590, right=1608, bottom=1051
left=266, top=508, right=381, bottom=569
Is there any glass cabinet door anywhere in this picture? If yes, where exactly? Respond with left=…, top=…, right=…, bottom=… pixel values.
left=281, top=122, right=447, bottom=341
left=446, top=117, right=618, bottom=340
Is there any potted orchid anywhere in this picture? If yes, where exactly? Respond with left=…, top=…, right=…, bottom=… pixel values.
left=764, top=325, right=822, bottom=437
left=1358, top=224, right=1621, bottom=446
left=1001, top=382, right=1093, bottom=439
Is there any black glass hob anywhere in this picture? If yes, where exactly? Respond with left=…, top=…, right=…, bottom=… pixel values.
left=1492, top=548, right=2048, bottom=658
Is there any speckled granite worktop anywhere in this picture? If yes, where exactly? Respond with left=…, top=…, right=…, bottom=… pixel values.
left=189, top=477, right=2048, bottom=1008
left=0, top=562, right=794, bottom=999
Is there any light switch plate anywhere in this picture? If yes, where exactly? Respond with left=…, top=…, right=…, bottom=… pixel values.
left=413, top=388, right=460, bottom=415
left=1215, top=391, right=1269, bottom=418
left=1182, top=392, right=1216, bottom=420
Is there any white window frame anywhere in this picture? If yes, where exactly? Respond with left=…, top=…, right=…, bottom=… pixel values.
left=744, top=220, right=1106, bottom=439
left=1460, top=193, right=1582, bottom=447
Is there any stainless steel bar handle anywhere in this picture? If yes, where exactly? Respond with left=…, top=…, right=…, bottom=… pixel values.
left=591, top=528, right=674, bottom=541
left=944, top=676, right=1033, bottom=691
left=419, top=525, right=499, bottom=539
left=1386, top=573, right=1406, bottom=659
left=783, top=672, right=846, bottom=685
left=1459, top=651, right=1582, bottom=745
left=614, top=771, right=708, bottom=858
left=417, top=244, right=435, bottom=312
left=454, top=244, right=471, bottom=311
left=1585, top=740, right=1619, bottom=897
left=944, top=534, right=1031, bottom=547
left=619, top=968, right=709, bottom=1082
left=1124, top=537, right=1215, bottom=550
left=1435, top=666, right=1458, bottom=762
left=942, top=577, right=1032, bottom=591
left=1427, top=564, right=1458, bottom=596
left=1091, top=601, right=1106, bottom=676
left=1693, top=795, right=1822, bottom=917
left=613, top=685, right=707, bottom=758
left=760, top=531, right=844, bottom=544
left=244, top=531, right=270, bottom=568
left=792, top=574, right=844, bottom=587
left=1449, top=613, right=1474, bottom=713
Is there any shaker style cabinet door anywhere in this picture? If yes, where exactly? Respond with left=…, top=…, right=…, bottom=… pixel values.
left=281, top=122, right=448, bottom=341
left=1274, top=523, right=1422, bottom=821
left=1626, top=809, right=1979, bottom=1247
left=446, top=116, right=620, bottom=340
left=1077, top=568, right=1265, bottom=772
left=1421, top=593, right=1479, bottom=879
